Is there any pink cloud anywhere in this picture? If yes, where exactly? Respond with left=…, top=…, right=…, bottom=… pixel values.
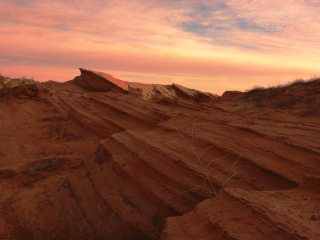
left=0, top=0, right=319, bottom=95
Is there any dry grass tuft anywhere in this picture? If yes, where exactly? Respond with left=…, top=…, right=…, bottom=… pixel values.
left=160, top=118, right=240, bottom=201
left=239, top=76, right=320, bottom=116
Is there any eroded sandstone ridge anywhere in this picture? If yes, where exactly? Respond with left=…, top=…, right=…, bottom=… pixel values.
left=0, top=68, right=319, bottom=239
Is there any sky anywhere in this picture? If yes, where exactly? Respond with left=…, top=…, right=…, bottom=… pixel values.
left=0, top=0, right=320, bottom=95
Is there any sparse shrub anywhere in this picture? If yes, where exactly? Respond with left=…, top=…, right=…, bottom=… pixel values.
left=288, top=78, right=305, bottom=86
left=244, top=85, right=265, bottom=92
left=163, top=118, right=240, bottom=199
left=245, top=75, right=320, bottom=93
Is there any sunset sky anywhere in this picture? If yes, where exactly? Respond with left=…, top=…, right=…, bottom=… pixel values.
left=1, top=0, right=320, bottom=95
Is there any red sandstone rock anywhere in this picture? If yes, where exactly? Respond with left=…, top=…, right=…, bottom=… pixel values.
left=161, top=177, right=320, bottom=240
left=0, top=68, right=319, bottom=239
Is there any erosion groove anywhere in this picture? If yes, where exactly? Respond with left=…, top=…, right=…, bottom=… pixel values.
left=0, top=68, right=319, bottom=239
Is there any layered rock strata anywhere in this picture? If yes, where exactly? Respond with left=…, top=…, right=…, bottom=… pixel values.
left=0, top=68, right=319, bottom=239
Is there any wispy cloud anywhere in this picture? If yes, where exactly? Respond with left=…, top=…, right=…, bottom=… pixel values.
left=176, top=0, right=320, bottom=52
left=0, top=0, right=319, bottom=95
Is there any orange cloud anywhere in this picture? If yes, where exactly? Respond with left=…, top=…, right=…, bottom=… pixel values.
left=0, top=0, right=319, bottom=95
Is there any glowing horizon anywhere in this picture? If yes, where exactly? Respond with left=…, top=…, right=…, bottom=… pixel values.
left=1, top=0, right=319, bottom=95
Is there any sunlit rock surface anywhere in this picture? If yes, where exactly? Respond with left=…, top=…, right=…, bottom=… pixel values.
left=0, top=68, right=319, bottom=239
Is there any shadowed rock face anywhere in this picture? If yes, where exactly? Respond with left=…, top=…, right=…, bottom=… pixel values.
left=0, top=68, right=319, bottom=239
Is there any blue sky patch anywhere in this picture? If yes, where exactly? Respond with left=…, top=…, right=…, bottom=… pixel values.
left=180, top=22, right=209, bottom=35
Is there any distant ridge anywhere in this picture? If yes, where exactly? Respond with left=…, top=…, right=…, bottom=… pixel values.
left=68, top=68, right=218, bottom=103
